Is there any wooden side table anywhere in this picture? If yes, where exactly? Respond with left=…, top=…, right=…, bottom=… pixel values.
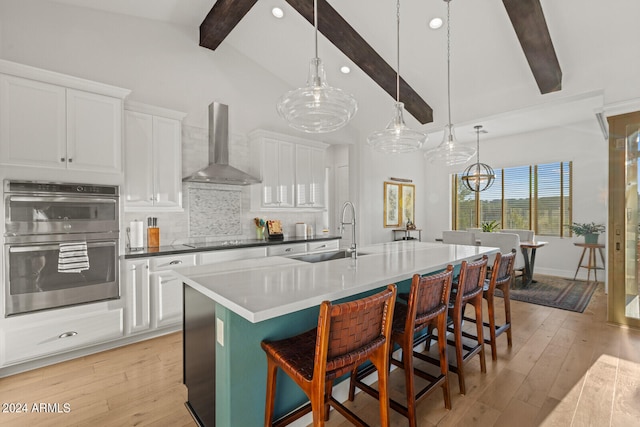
left=573, top=242, right=605, bottom=282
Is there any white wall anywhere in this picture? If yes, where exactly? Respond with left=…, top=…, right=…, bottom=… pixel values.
left=423, top=120, right=608, bottom=278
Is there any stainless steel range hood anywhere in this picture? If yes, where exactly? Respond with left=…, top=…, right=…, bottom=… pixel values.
left=182, top=102, right=260, bottom=185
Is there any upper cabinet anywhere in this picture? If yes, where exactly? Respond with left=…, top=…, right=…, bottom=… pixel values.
left=0, top=60, right=130, bottom=174
left=124, top=102, right=186, bottom=211
left=249, top=130, right=328, bottom=209
left=295, top=144, right=326, bottom=208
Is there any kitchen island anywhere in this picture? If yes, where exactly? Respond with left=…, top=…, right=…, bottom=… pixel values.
left=173, top=241, right=498, bottom=427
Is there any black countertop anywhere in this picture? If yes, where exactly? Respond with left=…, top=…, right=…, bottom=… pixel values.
left=123, top=235, right=342, bottom=259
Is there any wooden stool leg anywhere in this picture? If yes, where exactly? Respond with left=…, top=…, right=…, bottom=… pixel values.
left=437, top=313, right=452, bottom=409
left=502, top=284, right=513, bottom=347
left=264, top=358, right=278, bottom=426
left=574, top=247, right=587, bottom=280
left=474, top=299, right=486, bottom=374
left=486, top=294, right=497, bottom=361
left=453, top=305, right=465, bottom=394
left=403, top=338, right=418, bottom=427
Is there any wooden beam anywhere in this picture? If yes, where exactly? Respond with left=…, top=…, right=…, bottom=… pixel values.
left=502, top=0, right=562, bottom=94
left=284, top=0, right=432, bottom=124
left=199, top=0, right=258, bottom=50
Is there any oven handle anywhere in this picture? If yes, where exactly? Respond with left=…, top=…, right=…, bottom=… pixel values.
left=8, top=196, right=117, bottom=204
left=8, top=241, right=116, bottom=253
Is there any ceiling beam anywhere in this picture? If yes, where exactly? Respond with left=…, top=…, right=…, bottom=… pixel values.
left=502, top=0, right=562, bottom=94
left=200, top=0, right=258, bottom=51
left=284, top=0, right=433, bottom=124
left=199, top=0, right=433, bottom=124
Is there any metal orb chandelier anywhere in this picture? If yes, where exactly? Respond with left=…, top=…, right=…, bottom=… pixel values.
left=367, top=0, right=427, bottom=153
left=425, top=0, right=475, bottom=165
left=276, top=0, right=357, bottom=133
left=461, top=125, right=495, bottom=192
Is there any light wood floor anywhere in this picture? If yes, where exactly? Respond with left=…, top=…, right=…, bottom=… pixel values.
left=1, top=283, right=639, bottom=427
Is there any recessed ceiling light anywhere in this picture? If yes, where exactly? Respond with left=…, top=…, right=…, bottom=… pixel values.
left=429, top=17, right=443, bottom=29
left=272, top=7, right=284, bottom=19
left=340, top=66, right=351, bottom=74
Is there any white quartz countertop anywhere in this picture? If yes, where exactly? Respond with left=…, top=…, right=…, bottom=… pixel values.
left=172, top=241, right=498, bottom=323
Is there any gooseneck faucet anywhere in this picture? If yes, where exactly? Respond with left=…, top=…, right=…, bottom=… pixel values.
left=340, top=201, right=357, bottom=259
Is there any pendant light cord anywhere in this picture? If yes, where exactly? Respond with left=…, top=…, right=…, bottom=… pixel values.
left=314, top=0, right=318, bottom=59
left=396, top=0, right=400, bottom=103
left=446, top=0, right=452, bottom=127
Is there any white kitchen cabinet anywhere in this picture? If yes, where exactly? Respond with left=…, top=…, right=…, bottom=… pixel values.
left=249, top=130, right=327, bottom=210
left=295, top=144, right=327, bottom=207
left=0, top=72, right=127, bottom=173
left=149, top=253, right=196, bottom=329
left=1, top=303, right=124, bottom=366
left=151, top=271, right=183, bottom=329
left=124, top=102, right=186, bottom=211
left=260, top=137, right=295, bottom=207
left=0, top=74, right=66, bottom=168
left=66, top=89, right=123, bottom=172
left=124, top=258, right=151, bottom=334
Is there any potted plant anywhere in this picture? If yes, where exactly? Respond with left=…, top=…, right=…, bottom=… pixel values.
left=481, top=220, right=500, bottom=232
left=568, top=222, right=605, bottom=244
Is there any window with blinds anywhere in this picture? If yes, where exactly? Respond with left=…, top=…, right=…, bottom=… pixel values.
left=453, top=161, right=572, bottom=236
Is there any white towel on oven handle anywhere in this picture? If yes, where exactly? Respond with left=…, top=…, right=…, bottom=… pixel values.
left=58, top=242, right=90, bottom=273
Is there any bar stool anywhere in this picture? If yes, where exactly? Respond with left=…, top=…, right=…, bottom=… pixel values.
left=348, top=266, right=454, bottom=427
left=462, top=250, right=516, bottom=361
left=423, top=257, right=488, bottom=394
left=261, top=285, right=397, bottom=427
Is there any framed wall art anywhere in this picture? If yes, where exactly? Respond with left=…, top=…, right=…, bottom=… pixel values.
left=401, top=183, right=415, bottom=226
left=383, top=182, right=400, bottom=227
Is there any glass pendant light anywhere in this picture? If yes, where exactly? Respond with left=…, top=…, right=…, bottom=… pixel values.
left=461, top=125, right=495, bottom=192
left=425, top=0, right=475, bottom=165
left=367, top=0, right=427, bottom=153
left=276, top=0, right=357, bottom=133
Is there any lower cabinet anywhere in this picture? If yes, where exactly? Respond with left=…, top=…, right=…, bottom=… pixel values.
left=125, top=254, right=196, bottom=334
left=151, top=271, right=183, bottom=329
left=125, top=258, right=151, bottom=334
left=1, top=305, right=124, bottom=366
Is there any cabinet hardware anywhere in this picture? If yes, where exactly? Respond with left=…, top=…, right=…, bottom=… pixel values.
left=169, top=260, right=183, bottom=265
left=68, top=158, right=73, bottom=163
left=285, top=248, right=292, bottom=252
left=60, top=157, right=65, bottom=162
left=58, top=331, right=78, bottom=339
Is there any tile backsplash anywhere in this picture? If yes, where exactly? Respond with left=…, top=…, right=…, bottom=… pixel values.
left=123, top=125, right=328, bottom=247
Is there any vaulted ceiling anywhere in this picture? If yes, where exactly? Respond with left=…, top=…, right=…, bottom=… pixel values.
left=44, top=0, right=637, bottom=143
left=200, top=0, right=561, bottom=125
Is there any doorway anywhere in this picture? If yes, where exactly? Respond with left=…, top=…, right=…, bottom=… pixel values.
left=608, top=111, right=640, bottom=327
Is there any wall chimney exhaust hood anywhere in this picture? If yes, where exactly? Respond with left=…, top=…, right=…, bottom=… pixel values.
left=183, top=102, right=261, bottom=185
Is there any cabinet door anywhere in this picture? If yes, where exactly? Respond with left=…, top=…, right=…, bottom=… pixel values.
left=125, top=259, right=150, bottom=334
left=261, top=138, right=280, bottom=206
left=151, top=272, right=183, bottom=329
left=0, top=74, right=66, bottom=168
left=124, top=111, right=154, bottom=208
left=296, top=145, right=326, bottom=207
left=152, top=116, right=182, bottom=209
left=277, top=141, right=296, bottom=207
left=66, top=89, right=122, bottom=173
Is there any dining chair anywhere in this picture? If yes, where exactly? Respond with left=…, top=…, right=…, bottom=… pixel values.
left=261, top=285, right=397, bottom=427
left=349, top=267, right=454, bottom=427
left=476, top=232, right=522, bottom=272
left=442, top=230, right=476, bottom=245
left=462, top=250, right=516, bottom=360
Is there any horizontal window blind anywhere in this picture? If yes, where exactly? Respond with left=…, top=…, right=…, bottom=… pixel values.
left=454, top=161, right=572, bottom=236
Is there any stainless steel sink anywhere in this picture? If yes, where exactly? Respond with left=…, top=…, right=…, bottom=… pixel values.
left=289, top=250, right=368, bottom=263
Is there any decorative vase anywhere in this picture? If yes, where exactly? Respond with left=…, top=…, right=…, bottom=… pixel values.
left=584, top=233, right=599, bottom=244
left=256, top=226, right=265, bottom=240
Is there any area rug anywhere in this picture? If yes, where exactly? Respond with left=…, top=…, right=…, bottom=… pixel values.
left=495, top=274, right=599, bottom=313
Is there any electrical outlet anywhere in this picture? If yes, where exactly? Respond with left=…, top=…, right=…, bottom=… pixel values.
left=216, top=318, right=224, bottom=346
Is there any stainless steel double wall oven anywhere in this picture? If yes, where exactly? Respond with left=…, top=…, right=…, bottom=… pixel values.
left=4, top=180, right=120, bottom=316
